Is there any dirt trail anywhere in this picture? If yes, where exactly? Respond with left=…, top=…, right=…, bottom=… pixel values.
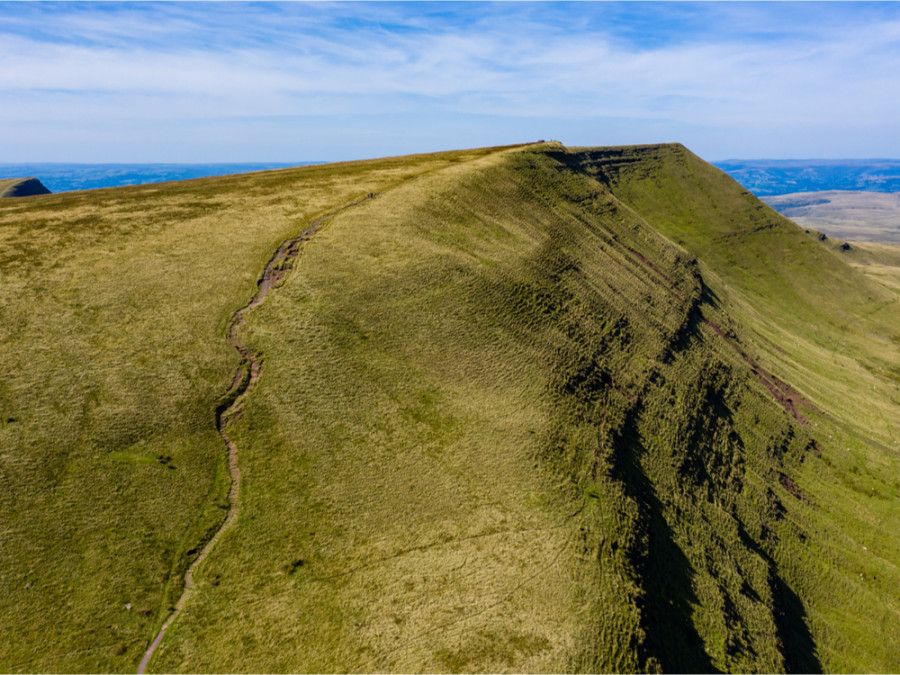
left=137, top=195, right=374, bottom=674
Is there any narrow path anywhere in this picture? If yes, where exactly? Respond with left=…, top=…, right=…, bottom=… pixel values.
left=137, top=194, right=374, bottom=674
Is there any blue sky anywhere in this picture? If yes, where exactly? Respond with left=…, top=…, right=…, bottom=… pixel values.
left=2, top=1, right=899, bottom=162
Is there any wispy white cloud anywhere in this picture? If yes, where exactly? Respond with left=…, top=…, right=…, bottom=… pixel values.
left=1, top=2, right=898, bottom=161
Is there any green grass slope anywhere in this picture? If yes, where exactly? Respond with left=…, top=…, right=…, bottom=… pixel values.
left=152, top=145, right=897, bottom=672
left=1, top=142, right=898, bottom=673
left=564, top=144, right=900, bottom=671
left=0, top=146, right=513, bottom=673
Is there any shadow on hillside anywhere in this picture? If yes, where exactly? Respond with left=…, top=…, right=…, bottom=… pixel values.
left=615, top=414, right=720, bottom=673
left=544, top=147, right=643, bottom=188
left=736, top=522, right=822, bottom=673
left=666, top=282, right=724, bottom=359
left=774, top=572, right=822, bottom=673
left=616, top=371, right=821, bottom=672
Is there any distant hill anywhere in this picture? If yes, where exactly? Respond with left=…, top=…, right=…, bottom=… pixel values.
left=0, top=177, right=51, bottom=198
left=0, top=162, right=314, bottom=193
left=763, top=190, right=900, bottom=243
left=714, top=159, right=900, bottom=196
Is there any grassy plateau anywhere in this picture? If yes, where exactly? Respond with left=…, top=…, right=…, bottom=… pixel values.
left=1, top=142, right=898, bottom=673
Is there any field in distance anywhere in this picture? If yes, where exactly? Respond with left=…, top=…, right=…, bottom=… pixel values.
left=763, top=190, right=900, bottom=244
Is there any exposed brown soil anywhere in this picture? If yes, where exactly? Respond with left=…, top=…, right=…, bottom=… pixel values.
left=753, top=367, right=807, bottom=424
left=624, top=245, right=676, bottom=287
left=137, top=194, right=374, bottom=674
left=779, top=472, right=808, bottom=501
left=703, top=319, right=817, bottom=426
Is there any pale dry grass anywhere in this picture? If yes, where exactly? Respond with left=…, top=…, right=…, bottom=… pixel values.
left=764, top=190, right=900, bottom=243
left=0, top=146, right=513, bottom=672
left=848, top=241, right=900, bottom=293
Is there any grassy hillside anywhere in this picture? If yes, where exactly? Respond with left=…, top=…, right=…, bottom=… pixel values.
left=1, top=142, right=898, bottom=673
left=0, top=178, right=21, bottom=196
left=847, top=241, right=900, bottom=293
left=0, top=146, right=514, bottom=672
left=567, top=144, right=900, bottom=670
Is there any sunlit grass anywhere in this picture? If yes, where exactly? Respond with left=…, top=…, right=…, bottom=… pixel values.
left=2, top=142, right=899, bottom=673
left=0, top=145, right=513, bottom=672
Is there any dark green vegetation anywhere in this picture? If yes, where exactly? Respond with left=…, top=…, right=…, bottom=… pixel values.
left=763, top=191, right=900, bottom=244
left=715, top=158, right=900, bottom=196
left=1, top=143, right=898, bottom=673
left=0, top=177, right=51, bottom=198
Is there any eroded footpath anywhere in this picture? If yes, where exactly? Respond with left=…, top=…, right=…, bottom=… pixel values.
left=137, top=195, right=374, bottom=674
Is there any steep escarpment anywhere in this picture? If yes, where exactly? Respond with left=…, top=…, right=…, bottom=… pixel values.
left=560, top=143, right=900, bottom=672
left=484, top=149, right=821, bottom=672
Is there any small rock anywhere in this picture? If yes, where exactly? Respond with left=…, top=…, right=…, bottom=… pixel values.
left=125, top=602, right=132, bottom=611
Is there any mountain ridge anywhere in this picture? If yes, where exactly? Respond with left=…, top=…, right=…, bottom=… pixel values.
left=1, top=142, right=897, bottom=673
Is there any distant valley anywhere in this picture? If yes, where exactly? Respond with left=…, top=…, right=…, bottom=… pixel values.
left=714, top=158, right=900, bottom=196
left=714, top=160, right=900, bottom=245
left=762, top=190, right=900, bottom=244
